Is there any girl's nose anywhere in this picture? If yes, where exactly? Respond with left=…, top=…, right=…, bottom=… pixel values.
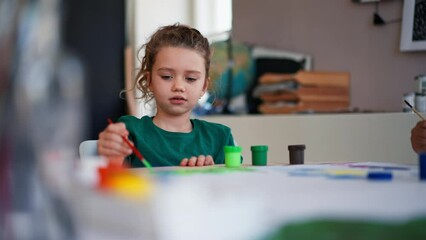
left=172, top=78, right=185, bottom=92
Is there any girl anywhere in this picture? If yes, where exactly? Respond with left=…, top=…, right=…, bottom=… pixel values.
left=98, top=24, right=236, bottom=167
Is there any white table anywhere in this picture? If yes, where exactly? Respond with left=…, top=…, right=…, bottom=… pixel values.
left=72, top=161, right=426, bottom=240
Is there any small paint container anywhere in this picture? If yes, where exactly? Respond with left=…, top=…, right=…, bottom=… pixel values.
left=288, top=144, right=305, bottom=165
left=251, top=145, right=268, bottom=166
left=420, top=153, right=426, bottom=181
left=415, top=93, right=426, bottom=113
left=224, top=146, right=242, bottom=168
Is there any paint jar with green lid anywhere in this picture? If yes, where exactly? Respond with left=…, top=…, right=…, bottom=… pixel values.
left=224, top=146, right=242, bottom=168
left=251, top=145, right=268, bottom=166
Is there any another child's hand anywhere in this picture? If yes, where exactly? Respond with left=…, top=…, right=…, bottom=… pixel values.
left=98, top=122, right=133, bottom=158
left=179, top=155, right=214, bottom=167
left=411, top=120, right=426, bottom=153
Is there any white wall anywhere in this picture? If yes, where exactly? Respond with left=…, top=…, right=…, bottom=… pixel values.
left=193, top=0, right=232, bottom=36
left=134, top=0, right=192, bottom=52
left=133, top=0, right=232, bottom=63
left=202, top=112, right=419, bottom=165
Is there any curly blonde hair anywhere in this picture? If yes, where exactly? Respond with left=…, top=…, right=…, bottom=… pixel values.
left=134, top=23, right=211, bottom=102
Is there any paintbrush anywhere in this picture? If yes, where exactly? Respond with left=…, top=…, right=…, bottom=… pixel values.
left=108, top=119, right=153, bottom=172
left=404, top=100, right=425, bottom=120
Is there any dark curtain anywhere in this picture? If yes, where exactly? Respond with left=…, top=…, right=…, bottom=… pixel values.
left=62, top=0, right=126, bottom=140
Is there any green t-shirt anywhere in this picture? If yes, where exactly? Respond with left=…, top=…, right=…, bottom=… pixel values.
left=118, top=115, right=235, bottom=168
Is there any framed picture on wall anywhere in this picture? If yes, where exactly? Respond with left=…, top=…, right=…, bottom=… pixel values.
left=400, top=0, right=426, bottom=52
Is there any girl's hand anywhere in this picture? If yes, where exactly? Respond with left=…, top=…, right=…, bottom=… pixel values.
left=180, top=155, right=214, bottom=167
left=98, top=122, right=133, bottom=158
left=411, top=120, right=426, bottom=153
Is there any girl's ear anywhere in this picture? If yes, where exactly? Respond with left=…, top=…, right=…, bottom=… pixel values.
left=202, top=77, right=210, bottom=96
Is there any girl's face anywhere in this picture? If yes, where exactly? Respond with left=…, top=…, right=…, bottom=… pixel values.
left=149, top=46, right=208, bottom=117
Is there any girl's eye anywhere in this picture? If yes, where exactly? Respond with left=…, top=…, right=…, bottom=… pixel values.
left=186, top=77, right=197, bottom=82
left=161, top=75, right=173, bottom=80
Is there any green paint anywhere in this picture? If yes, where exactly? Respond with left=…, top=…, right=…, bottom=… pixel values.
left=142, top=159, right=154, bottom=173
left=157, top=166, right=256, bottom=176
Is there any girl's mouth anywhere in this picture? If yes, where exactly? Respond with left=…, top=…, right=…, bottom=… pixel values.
left=169, top=96, right=187, bottom=104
